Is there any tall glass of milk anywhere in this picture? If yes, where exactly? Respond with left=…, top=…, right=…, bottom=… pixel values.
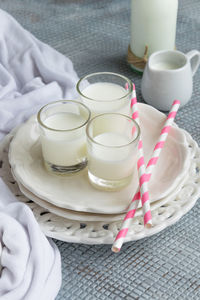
left=130, top=0, right=178, bottom=72
left=86, top=113, right=140, bottom=191
left=76, top=72, right=133, bottom=117
left=37, top=100, right=91, bottom=175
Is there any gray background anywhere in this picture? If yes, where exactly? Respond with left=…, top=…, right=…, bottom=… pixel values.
left=0, top=0, right=200, bottom=299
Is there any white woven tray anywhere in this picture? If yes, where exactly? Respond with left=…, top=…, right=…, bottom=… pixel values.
left=0, top=129, right=200, bottom=245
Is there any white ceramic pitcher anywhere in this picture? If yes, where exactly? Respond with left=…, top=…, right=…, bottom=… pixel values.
left=141, top=50, right=200, bottom=111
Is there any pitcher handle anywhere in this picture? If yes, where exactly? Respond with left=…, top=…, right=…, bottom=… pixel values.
left=186, top=50, right=200, bottom=76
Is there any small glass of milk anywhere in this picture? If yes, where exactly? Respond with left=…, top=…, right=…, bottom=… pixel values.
left=86, top=113, right=140, bottom=191
left=37, top=100, right=91, bottom=175
left=76, top=72, right=133, bottom=117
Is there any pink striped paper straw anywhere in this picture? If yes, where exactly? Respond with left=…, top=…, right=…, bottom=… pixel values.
left=112, top=100, right=181, bottom=253
left=131, top=84, right=152, bottom=228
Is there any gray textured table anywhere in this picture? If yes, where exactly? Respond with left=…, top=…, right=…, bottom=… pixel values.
left=1, top=0, right=200, bottom=299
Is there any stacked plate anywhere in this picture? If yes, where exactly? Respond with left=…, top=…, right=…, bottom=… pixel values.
left=4, top=103, right=200, bottom=244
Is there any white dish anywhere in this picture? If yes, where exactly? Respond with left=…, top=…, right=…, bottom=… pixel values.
left=17, top=181, right=125, bottom=222
left=1, top=130, right=200, bottom=244
left=16, top=180, right=183, bottom=222
left=8, top=103, right=190, bottom=214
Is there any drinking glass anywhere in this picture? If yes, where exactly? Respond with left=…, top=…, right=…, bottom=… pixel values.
left=76, top=72, right=133, bottom=117
left=86, top=113, right=140, bottom=191
left=37, top=100, right=91, bottom=174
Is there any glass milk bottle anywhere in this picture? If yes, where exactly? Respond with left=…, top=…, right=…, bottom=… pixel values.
left=129, top=0, right=178, bottom=72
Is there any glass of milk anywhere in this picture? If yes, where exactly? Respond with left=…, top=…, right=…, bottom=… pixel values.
left=76, top=72, right=133, bottom=117
left=37, top=100, right=91, bottom=175
left=86, top=113, right=140, bottom=191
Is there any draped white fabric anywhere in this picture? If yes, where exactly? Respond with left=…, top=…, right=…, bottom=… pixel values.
left=0, top=9, right=79, bottom=140
left=0, top=8, right=81, bottom=299
left=0, top=179, right=62, bottom=300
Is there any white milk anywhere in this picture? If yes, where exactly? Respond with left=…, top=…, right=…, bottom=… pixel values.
left=88, top=132, right=136, bottom=181
left=40, top=112, right=86, bottom=166
left=44, top=113, right=84, bottom=130
left=131, top=0, right=178, bottom=57
left=152, top=62, right=180, bottom=70
left=81, top=82, right=131, bottom=116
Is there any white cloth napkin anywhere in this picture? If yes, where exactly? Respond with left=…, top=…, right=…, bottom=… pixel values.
left=0, top=9, right=79, bottom=140
left=0, top=8, right=81, bottom=299
left=0, top=179, right=61, bottom=300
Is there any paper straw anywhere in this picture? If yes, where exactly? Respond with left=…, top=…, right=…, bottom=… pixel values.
left=131, top=84, right=152, bottom=228
left=112, top=100, right=181, bottom=253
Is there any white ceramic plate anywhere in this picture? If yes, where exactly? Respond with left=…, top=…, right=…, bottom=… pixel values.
left=9, top=103, right=190, bottom=214
left=2, top=130, right=200, bottom=245
left=17, top=180, right=125, bottom=221
left=16, top=180, right=184, bottom=222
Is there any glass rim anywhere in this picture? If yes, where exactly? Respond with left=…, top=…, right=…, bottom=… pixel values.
left=86, top=113, right=140, bottom=148
left=37, top=100, right=91, bottom=132
left=76, top=72, right=133, bottom=102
